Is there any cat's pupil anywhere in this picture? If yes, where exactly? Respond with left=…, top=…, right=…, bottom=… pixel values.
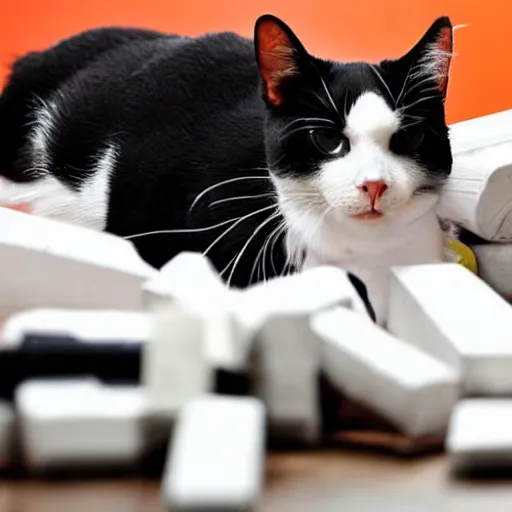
left=310, top=128, right=347, bottom=156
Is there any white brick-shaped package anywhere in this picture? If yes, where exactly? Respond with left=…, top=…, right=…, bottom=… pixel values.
left=1, top=308, right=151, bottom=347
left=237, top=266, right=357, bottom=332
left=253, top=312, right=320, bottom=445
left=242, top=267, right=357, bottom=445
left=16, top=380, right=148, bottom=471
left=439, top=110, right=512, bottom=241
left=144, top=252, right=246, bottom=371
left=388, top=263, right=512, bottom=395
left=0, top=208, right=157, bottom=318
left=0, top=401, right=15, bottom=470
left=472, top=244, right=512, bottom=300
left=312, top=307, right=460, bottom=437
left=143, top=252, right=231, bottom=312
left=141, top=305, right=213, bottom=418
left=447, top=399, right=512, bottom=472
left=163, top=395, right=265, bottom=512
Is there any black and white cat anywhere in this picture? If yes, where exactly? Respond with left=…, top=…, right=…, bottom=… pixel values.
left=0, top=15, right=453, bottom=324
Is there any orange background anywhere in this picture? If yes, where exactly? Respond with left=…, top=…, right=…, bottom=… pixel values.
left=1, top=0, right=510, bottom=124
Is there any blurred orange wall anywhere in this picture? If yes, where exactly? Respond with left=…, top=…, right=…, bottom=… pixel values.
left=1, top=0, right=511, bottom=124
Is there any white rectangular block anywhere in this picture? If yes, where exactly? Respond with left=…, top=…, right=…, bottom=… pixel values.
left=471, top=244, right=512, bottom=300
left=142, top=305, right=214, bottom=418
left=144, top=252, right=247, bottom=371
left=16, top=379, right=148, bottom=471
left=388, top=263, right=512, bottom=395
left=252, top=312, right=321, bottom=445
left=447, top=399, right=512, bottom=471
left=438, top=142, right=512, bottom=241
left=237, top=266, right=355, bottom=334
left=449, top=108, right=512, bottom=156
left=1, top=308, right=151, bottom=347
left=312, top=307, right=460, bottom=437
left=0, top=401, right=15, bottom=469
left=163, top=395, right=265, bottom=512
left=0, top=208, right=157, bottom=318
left=241, top=267, right=356, bottom=445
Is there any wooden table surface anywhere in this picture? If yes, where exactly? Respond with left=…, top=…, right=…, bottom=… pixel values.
left=2, top=451, right=512, bottom=512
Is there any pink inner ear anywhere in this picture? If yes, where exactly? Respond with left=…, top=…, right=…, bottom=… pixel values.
left=257, top=21, right=295, bottom=106
left=436, top=27, right=453, bottom=93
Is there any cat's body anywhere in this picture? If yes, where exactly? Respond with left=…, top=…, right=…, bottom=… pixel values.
left=0, top=16, right=454, bottom=324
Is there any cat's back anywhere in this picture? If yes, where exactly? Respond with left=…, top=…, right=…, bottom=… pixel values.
left=39, top=30, right=262, bottom=174
left=55, top=30, right=259, bottom=124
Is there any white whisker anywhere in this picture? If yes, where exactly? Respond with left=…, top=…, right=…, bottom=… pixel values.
left=401, top=76, right=438, bottom=100
left=264, top=220, right=287, bottom=281
left=250, top=219, right=285, bottom=284
left=369, top=64, right=395, bottom=104
left=281, top=117, right=336, bottom=134
left=219, top=253, right=238, bottom=279
left=227, top=211, right=281, bottom=287
left=209, top=193, right=275, bottom=208
left=188, top=174, right=272, bottom=213
left=203, top=204, right=277, bottom=257
left=401, top=94, right=441, bottom=113
left=395, top=61, right=415, bottom=108
left=123, top=215, right=242, bottom=240
left=317, top=72, right=342, bottom=121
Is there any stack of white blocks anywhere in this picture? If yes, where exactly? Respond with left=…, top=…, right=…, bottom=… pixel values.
left=441, top=108, right=512, bottom=299
left=2, top=108, right=512, bottom=506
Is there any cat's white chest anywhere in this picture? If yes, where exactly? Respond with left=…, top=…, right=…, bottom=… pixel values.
left=300, top=212, right=445, bottom=326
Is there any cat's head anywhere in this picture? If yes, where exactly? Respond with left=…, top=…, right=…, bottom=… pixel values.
left=254, top=14, right=453, bottom=252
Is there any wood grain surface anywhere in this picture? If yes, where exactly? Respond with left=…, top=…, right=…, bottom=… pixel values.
left=1, top=451, right=512, bottom=512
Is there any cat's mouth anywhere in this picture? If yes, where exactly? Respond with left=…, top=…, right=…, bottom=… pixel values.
left=352, top=209, right=384, bottom=221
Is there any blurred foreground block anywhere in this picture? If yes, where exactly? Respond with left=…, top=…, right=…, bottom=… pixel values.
left=388, top=263, right=512, bottom=395
left=163, top=395, right=265, bottom=512
left=0, top=208, right=157, bottom=319
left=312, top=307, right=460, bottom=437
left=447, top=399, right=512, bottom=473
left=16, top=380, right=148, bottom=472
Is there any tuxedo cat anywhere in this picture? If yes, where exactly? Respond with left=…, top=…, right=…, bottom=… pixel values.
left=0, top=15, right=453, bottom=324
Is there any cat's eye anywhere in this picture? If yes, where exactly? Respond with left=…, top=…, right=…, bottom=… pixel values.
left=309, top=128, right=349, bottom=156
left=390, top=126, right=425, bottom=154
left=406, top=130, right=425, bottom=151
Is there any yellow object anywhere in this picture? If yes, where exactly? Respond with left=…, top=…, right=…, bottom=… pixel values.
left=445, top=238, right=478, bottom=275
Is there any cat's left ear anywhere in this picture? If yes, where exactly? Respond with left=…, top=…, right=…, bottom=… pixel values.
left=254, top=15, right=309, bottom=107
left=396, top=16, right=453, bottom=99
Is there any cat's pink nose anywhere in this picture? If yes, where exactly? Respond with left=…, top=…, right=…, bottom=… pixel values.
left=358, top=180, right=388, bottom=207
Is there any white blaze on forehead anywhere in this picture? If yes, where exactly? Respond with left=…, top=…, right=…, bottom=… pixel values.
left=345, top=92, right=400, bottom=144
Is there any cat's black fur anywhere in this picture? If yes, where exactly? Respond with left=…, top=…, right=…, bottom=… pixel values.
left=0, top=16, right=452, bottom=294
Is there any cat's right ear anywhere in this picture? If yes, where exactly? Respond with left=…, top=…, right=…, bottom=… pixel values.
left=254, top=15, right=308, bottom=107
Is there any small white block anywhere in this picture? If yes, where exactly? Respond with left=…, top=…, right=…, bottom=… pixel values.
left=312, top=307, right=460, bottom=437
left=447, top=399, right=512, bottom=471
left=388, top=263, right=512, bottom=395
left=236, top=265, right=355, bottom=335
left=241, top=267, right=355, bottom=445
left=142, top=305, right=213, bottom=418
left=252, top=313, right=321, bottom=445
left=472, top=244, right=512, bottom=300
left=449, top=108, right=512, bottom=156
left=16, top=379, right=148, bottom=470
left=0, top=208, right=157, bottom=319
left=1, top=308, right=150, bottom=347
left=0, top=401, right=15, bottom=469
left=163, top=395, right=265, bottom=512
left=144, top=252, right=247, bottom=371
left=143, top=252, right=231, bottom=312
